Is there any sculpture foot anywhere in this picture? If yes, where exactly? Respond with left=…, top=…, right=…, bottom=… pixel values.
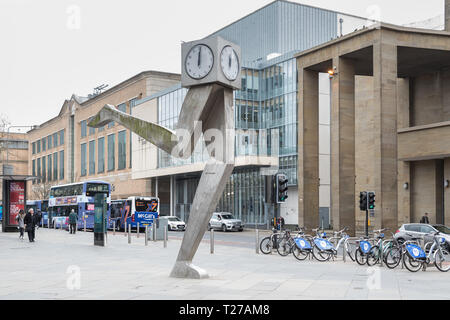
left=170, top=261, right=209, bottom=279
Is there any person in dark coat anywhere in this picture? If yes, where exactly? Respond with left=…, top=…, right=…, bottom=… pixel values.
left=69, top=209, right=78, bottom=234
left=35, top=210, right=42, bottom=229
left=24, top=208, right=36, bottom=243
left=420, top=212, right=430, bottom=224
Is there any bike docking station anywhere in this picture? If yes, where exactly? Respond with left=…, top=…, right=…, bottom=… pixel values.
left=89, top=36, right=241, bottom=279
left=94, top=194, right=108, bottom=247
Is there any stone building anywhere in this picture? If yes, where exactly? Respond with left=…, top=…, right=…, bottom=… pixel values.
left=296, top=19, right=450, bottom=234
left=27, top=71, right=180, bottom=201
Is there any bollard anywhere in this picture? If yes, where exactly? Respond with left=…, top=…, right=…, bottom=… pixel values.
left=164, top=227, right=167, bottom=248
left=210, top=229, right=215, bottom=254
left=128, top=224, right=131, bottom=244
left=84, top=219, right=86, bottom=232
left=145, top=226, right=148, bottom=246
left=343, top=242, right=347, bottom=263
left=380, top=239, right=384, bottom=267
left=153, top=224, right=156, bottom=242
left=113, top=221, right=116, bottom=236
left=124, top=222, right=127, bottom=237
left=256, top=229, right=260, bottom=254
left=137, top=223, right=140, bottom=239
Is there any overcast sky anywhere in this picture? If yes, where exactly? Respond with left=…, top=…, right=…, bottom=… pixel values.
left=0, top=0, right=445, bottom=131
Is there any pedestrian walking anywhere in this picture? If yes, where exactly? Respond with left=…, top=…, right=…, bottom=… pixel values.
left=69, top=209, right=78, bottom=234
left=35, top=210, right=42, bottom=230
left=24, top=209, right=36, bottom=243
left=15, top=210, right=26, bottom=240
left=420, top=212, right=430, bottom=224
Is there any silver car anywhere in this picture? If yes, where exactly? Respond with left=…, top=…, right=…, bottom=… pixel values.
left=395, top=224, right=450, bottom=250
left=208, top=212, right=244, bottom=232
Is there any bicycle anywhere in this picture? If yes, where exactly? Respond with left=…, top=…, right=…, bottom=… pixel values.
left=355, top=236, right=373, bottom=266
left=292, top=228, right=315, bottom=261
left=403, top=232, right=450, bottom=273
left=260, top=228, right=283, bottom=255
left=277, top=229, right=297, bottom=256
left=366, top=229, right=393, bottom=266
left=311, top=228, right=335, bottom=262
left=328, top=227, right=356, bottom=262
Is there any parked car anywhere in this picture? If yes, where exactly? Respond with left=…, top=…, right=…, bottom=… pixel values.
left=208, top=212, right=244, bottom=232
left=160, top=216, right=186, bottom=231
left=395, top=223, right=450, bottom=250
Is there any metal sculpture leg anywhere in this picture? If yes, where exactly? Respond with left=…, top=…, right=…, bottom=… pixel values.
left=170, top=160, right=234, bottom=279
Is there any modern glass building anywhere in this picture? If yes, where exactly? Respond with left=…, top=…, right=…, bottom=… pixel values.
left=132, top=0, right=372, bottom=228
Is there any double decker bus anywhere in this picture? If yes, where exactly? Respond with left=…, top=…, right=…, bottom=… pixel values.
left=26, top=200, right=49, bottom=227
left=109, top=196, right=159, bottom=231
left=49, top=181, right=111, bottom=229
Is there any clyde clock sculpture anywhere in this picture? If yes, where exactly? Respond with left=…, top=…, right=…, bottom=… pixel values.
left=88, top=36, right=241, bottom=279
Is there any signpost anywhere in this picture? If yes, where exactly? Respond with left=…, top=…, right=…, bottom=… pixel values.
left=2, top=179, right=27, bottom=233
left=94, top=194, right=107, bottom=247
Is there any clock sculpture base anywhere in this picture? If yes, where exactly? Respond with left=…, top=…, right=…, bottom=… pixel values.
left=170, top=261, right=209, bottom=280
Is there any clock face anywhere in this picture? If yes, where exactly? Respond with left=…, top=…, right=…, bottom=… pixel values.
left=185, top=44, right=214, bottom=80
left=220, top=45, right=240, bottom=81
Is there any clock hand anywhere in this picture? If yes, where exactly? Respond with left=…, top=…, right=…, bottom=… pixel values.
left=229, top=54, right=232, bottom=68
left=198, top=47, right=201, bottom=67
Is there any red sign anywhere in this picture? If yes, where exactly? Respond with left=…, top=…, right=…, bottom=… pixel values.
left=9, top=181, right=25, bottom=225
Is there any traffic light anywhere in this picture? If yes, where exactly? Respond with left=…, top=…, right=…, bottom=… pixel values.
left=276, top=174, right=289, bottom=203
left=368, top=192, right=376, bottom=210
left=359, top=192, right=367, bottom=211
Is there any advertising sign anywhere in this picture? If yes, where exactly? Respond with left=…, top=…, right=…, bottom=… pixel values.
left=135, top=212, right=159, bottom=226
left=9, top=181, right=25, bottom=226
left=0, top=205, right=3, bottom=221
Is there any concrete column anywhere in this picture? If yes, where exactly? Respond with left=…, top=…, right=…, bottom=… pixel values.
left=373, top=40, right=398, bottom=232
left=297, top=67, right=319, bottom=230
left=331, top=57, right=356, bottom=235
left=397, top=78, right=411, bottom=226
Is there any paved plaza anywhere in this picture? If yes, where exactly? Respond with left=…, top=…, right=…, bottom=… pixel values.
left=0, top=227, right=449, bottom=300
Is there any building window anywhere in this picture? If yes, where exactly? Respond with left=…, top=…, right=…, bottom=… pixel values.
left=60, top=130, right=65, bottom=145
left=53, top=132, right=58, bottom=147
left=89, top=140, right=96, bottom=175
left=89, top=117, right=96, bottom=135
left=108, top=121, right=115, bottom=129
left=42, top=138, right=46, bottom=152
left=32, top=142, right=36, bottom=155
left=81, top=143, right=87, bottom=177
left=53, top=153, right=58, bottom=181
left=37, top=158, right=41, bottom=183
left=118, top=103, right=126, bottom=113
left=98, top=137, right=105, bottom=174
left=37, top=140, right=41, bottom=153
left=107, top=134, right=115, bottom=172
left=59, top=150, right=64, bottom=180
left=98, top=126, right=105, bottom=132
left=48, top=154, right=52, bottom=181
left=32, top=159, right=36, bottom=184
left=118, top=130, right=126, bottom=170
left=42, top=156, right=46, bottom=183
left=81, top=120, right=87, bottom=138
left=48, top=135, right=52, bottom=149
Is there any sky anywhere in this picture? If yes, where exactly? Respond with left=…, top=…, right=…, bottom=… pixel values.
left=0, top=0, right=446, bottom=131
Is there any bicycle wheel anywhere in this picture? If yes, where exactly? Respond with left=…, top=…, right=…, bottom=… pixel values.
left=434, top=249, right=450, bottom=272
left=292, top=245, right=309, bottom=261
left=277, top=239, right=292, bottom=257
left=367, top=246, right=380, bottom=266
left=385, top=247, right=402, bottom=269
left=403, top=254, right=423, bottom=273
left=355, top=248, right=367, bottom=266
left=260, top=237, right=273, bottom=255
left=312, top=245, right=331, bottom=262
left=344, top=242, right=356, bottom=262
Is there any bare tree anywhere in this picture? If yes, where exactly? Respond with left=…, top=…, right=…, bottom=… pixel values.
left=30, top=181, right=52, bottom=200
left=0, top=114, right=11, bottom=162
